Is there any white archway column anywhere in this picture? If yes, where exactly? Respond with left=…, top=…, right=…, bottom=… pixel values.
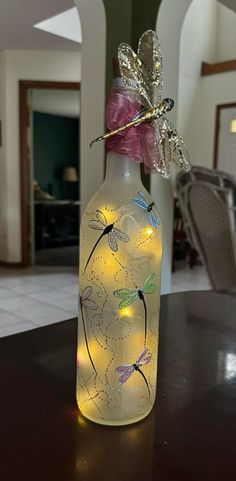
left=74, top=0, right=106, bottom=214
left=152, top=0, right=192, bottom=294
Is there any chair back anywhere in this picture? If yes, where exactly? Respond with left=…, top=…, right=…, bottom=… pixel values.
left=176, top=167, right=236, bottom=289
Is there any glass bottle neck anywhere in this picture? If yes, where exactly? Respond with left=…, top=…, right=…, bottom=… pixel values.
left=105, top=151, right=141, bottom=182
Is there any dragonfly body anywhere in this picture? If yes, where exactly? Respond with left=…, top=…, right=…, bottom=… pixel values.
left=147, top=202, right=154, bottom=212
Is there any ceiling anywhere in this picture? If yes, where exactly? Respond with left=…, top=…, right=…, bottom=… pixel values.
left=219, top=0, right=236, bottom=13
left=1, top=0, right=235, bottom=53
left=0, top=0, right=80, bottom=51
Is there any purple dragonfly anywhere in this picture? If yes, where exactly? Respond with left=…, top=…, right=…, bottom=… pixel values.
left=85, top=210, right=129, bottom=271
left=115, top=348, right=151, bottom=398
left=79, top=286, right=97, bottom=373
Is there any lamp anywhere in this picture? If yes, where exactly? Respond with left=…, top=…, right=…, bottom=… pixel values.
left=76, top=30, right=191, bottom=427
left=230, top=119, right=236, bottom=134
left=62, top=167, right=78, bottom=182
left=62, top=167, right=78, bottom=200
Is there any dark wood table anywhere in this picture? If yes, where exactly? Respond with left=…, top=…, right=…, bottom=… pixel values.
left=1, top=290, right=236, bottom=481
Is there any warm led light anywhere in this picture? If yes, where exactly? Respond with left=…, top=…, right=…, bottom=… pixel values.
left=77, top=414, right=87, bottom=427
left=77, top=152, right=162, bottom=425
left=120, top=307, right=133, bottom=317
left=101, top=206, right=116, bottom=224
left=77, top=345, right=89, bottom=368
left=145, top=228, right=153, bottom=236
left=230, top=119, right=236, bottom=133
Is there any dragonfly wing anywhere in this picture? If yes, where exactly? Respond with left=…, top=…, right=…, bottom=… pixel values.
left=143, top=272, right=156, bottom=292
left=118, top=292, right=139, bottom=309
left=144, top=284, right=157, bottom=294
left=88, top=220, right=104, bottom=230
left=116, top=367, right=134, bottom=384
left=138, top=30, right=163, bottom=106
left=137, top=349, right=152, bottom=366
left=118, top=43, right=151, bottom=108
left=139, top=354, right=152, bottom=367
left=83, top=299, right=97, bottom=310
left=133, top=195, right=148, bottom=209
left=108, top=232, right=118, bottom=252
left=81, top=286, right=92, bottom=301
left=149, top=210, right=160, bottom=229
left=137, top=348, right=149, bottom=364
left=112, top=228, right=129, bottom=243
left=115, top=365, right=131, bottom=373
left=113, top=288, right=137, bottom=298
left=96, top=210, right=107, bottom=226
left=137, top=191, right=148, bottom=203
left=150, top=118, right=171, bottom=178
left=163, top=118, right=191, bottom=172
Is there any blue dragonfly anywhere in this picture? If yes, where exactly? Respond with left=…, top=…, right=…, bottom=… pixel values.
left=133, top=192, right=160, bottom=229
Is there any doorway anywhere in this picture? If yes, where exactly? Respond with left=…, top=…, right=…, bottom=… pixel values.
left=214, top=103, right=236, bottom=176
left=20, top=80, right=80, bottom=267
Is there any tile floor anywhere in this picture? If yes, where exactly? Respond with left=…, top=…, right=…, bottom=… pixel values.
left=0, top=266, right=78, bottom=338
left=171, top=262, right=211, bottom=293
left=0, top=263, right=211, bottom=338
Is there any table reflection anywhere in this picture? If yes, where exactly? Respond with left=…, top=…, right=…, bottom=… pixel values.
left=75, top=410, right=157, bottom=481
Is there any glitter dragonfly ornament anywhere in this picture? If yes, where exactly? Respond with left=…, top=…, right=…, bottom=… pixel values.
left=90, top=30, right=191, bottom=178
left=116, top=348, right=151, bottom=398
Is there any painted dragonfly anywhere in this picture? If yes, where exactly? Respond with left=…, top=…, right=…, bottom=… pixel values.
left=133, top=191, right=160, bottom=228
left=79, top=286, right=97, bottom=373
left=113, top=272, right=157, bottom=344
left=115, top=348, right=151, bottom=398
left=85, top=210, right=129, bottom=271
left=90, top=30, right=191, bottom=178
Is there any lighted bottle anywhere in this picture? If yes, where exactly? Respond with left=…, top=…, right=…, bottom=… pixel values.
left=76, top=150, right=162, bottom=425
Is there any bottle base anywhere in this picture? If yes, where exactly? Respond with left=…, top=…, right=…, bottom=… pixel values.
left=79, top=407, right=153, bottom=426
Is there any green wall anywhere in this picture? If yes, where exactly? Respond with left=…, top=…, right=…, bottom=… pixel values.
left=33, top=112, right=79, bottom=200
left=103, top=0, right=161, bottom=92
left=131, top=0, right=161, bottom=50
left=102, top=0, right=162, bottom=190
left=102, top=0, right=133, bottom=94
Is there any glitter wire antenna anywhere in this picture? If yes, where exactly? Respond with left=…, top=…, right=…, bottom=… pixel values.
left=90, top=30, right=191, bottom=178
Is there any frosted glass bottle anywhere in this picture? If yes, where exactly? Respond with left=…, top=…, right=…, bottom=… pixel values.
left=77, top=151, right=162, bottom=425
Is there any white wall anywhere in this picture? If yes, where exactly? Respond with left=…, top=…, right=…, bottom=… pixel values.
left=179, top=0, right=236, bottom=170
left=154, top=0, right=236, bottom=292
left=1, top=49, right=81, bottom=262
left=188, top=71, right=236, bottom=169
left=154, top=0, right=192, bottom=294
left=0, top=52, right=8, bottom=261
left=178, top=0, right=218, bottom=161
left=31, top=89, right=80, bottom=118
left=0, top=0, right=106, bottom=263
left=74, top=0, right=106, bottom=215
left=216, top=3, right=236, bottom=61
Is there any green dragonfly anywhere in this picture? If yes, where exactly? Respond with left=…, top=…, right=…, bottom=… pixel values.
left=113, top=273, right=157, bottom=344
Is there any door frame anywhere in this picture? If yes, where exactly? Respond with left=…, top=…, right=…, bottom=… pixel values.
left=19, top=80, right=80, bottom=267
left=213, top=102, right=236, bottom=169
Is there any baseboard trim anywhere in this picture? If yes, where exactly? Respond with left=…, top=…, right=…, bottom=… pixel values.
left=0, top=261, right=25, bottom=268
